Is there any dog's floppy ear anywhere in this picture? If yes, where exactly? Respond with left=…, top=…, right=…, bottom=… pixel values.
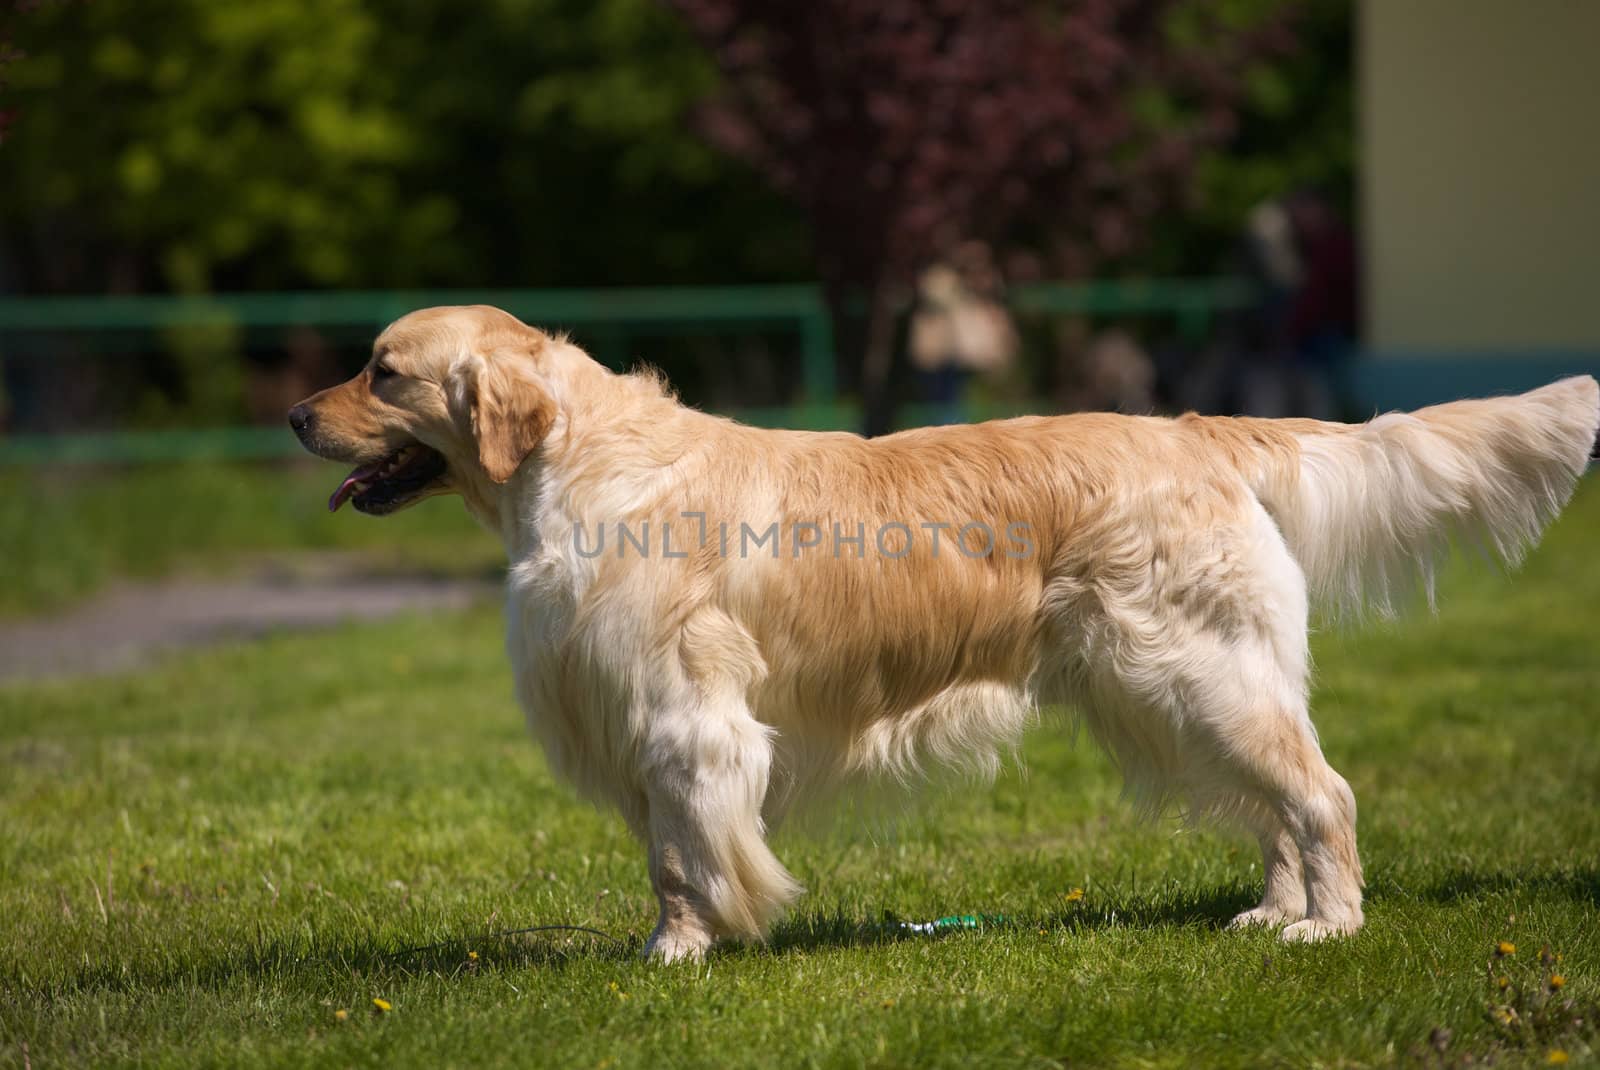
left=454, top=354, right=555, bottom=483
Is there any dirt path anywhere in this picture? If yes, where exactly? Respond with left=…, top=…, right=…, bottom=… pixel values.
left=0, top=555, right=499, bottom=682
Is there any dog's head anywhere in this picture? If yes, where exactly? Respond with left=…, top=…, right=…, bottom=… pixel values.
left=288, top=305, right=556, bottom=515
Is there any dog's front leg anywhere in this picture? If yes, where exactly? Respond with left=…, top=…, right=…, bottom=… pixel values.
left=643, top=825, right=721, bottom=963
left=637, top=706, right=801, bottom=963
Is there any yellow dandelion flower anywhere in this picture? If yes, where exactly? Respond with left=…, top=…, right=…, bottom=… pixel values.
left=1064, top=888, right=1085, bottom=903
left=1496, top=941, right=1516, bottom=956
left=1497, top=976, right=1510, bottom=989
left=372, top=997, right=392, bottom=1013
left=334, top=1009, right=349, bottom=1022
left=1546, top=1051, right=1569, bottom=1065
left=468, top=950, right=479, bottom=961
left=1549, top=974, right=1566, bottom=990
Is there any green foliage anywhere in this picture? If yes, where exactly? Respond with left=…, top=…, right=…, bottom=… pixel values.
left=0, top=0, right=808, bottom=292
left=0, top=0, right=1350, bottom=293
left=6, top=0, right=414, bottom=289
left=1172, top=0, right=1355, bottom=271
left=133, top=323, right=249, bottom=426
left=1043, top=0, right=1354, bottom=279
left=0, top=478, right=1596, bottom=1066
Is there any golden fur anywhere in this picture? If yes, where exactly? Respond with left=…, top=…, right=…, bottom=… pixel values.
left=292, top=305, right=1600, bottom=960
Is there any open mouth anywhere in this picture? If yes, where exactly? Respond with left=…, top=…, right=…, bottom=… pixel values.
left=328, top=443, right=449, bottom=515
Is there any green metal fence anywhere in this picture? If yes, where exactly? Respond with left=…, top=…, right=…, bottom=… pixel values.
left=0, top=278, right=1253, bottom=465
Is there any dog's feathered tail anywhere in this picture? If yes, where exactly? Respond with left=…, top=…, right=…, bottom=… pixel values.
left=1233, top=376, right=1599, bottom=616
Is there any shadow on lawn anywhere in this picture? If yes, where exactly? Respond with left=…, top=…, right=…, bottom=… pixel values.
left=17, top=883, right=1261, bottom=1000
left=767, top=882, right=1262, bottom=955
left=24, top=866, right=1599, bottom=998
left=766, top=865, right=1600, bottom=954
left=1390, top=865, right=1600, bottom=908
left=19, top=925, right=640, bottom=1001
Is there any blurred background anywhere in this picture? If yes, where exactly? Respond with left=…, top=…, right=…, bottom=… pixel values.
left=0, top=0, right=1596, bottom=639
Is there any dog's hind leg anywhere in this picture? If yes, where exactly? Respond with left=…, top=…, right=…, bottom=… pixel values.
left=1184, top=502, right=1364, bottom=941
left=1275, top=759, right=1363, bottom=942
left=1228, top=817, right=1307, bottom=930
left=1077, top=494, right=1362, bottom=940
left=1209, top=713, right=1365, bottom=941
left=638, top=699, right=801, bottom=962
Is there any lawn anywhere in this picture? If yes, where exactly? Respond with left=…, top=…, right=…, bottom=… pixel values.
left=2, top=477, right=1597, bottom=1068
left=0, top=463, right=498, bottom=617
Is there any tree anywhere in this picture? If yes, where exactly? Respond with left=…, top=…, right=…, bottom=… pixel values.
left=0, top=0, right=814, bottom=429
left=1176, top=0, right=1353, bottom=269
left=0, top=0, right=807, bottom=294
left=665, top=0, right=1297, bottom=434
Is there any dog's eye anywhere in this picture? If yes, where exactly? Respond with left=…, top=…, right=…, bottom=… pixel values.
left=371, top=362, right=398, bottom=382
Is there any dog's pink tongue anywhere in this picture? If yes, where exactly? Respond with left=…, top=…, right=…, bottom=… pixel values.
left=328, top=462, right=382, bottom=512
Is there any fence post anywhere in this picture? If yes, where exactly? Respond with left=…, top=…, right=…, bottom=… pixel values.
left=798, top=305, right=835, bottom=401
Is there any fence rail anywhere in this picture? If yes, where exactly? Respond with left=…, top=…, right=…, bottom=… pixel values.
left=0, top=278, right=1255, bottom=466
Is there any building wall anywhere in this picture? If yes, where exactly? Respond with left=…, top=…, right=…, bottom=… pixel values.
left=1361, top=0, right=1600, bottom=353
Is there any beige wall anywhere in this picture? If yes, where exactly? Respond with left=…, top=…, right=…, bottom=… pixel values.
left=1361, top=0, right=1600, bottom=351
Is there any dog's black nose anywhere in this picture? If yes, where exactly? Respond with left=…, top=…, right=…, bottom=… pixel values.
left=288, top=404, right=313, bottom=436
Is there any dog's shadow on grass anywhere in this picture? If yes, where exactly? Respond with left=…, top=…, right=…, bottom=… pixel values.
left=30, top=884, right=1263, bottom=1000
left=765, top=883, right=1262, bottom=956
left=34, top=865, right=1599, bottom=997
left=767, top=863, right=1600, bottom=956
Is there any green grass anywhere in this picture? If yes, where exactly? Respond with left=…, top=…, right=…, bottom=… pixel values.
left=3, top=482, right=1599, bottom=1068
left=0, top=463, right=497, bottom=616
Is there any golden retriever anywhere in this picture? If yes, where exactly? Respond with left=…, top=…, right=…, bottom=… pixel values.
left=290, top=305, right=1599, bottom=961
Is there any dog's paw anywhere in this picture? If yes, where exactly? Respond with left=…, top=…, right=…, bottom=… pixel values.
left=1228, top=905, right=1301, bottom=930
left=642, top=927, right=711, bottom=964
left=1279, top=918, right=1360, bottom=943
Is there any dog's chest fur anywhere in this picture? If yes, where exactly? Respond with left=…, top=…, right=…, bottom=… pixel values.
left=499, top=477, right=669, bottom=819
